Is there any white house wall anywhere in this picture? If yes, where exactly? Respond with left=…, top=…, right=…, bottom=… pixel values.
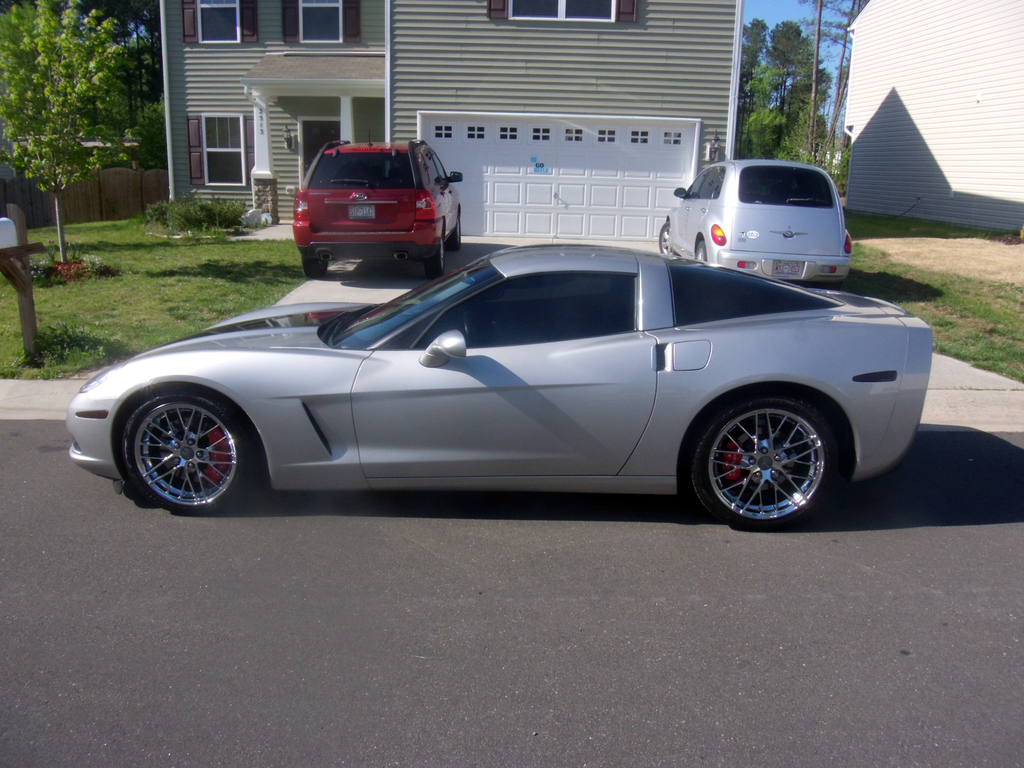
left=845, top=0, right=1024, bottom=230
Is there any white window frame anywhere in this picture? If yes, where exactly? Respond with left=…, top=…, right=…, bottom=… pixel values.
left=509, top=0, right=616, bottom=21
left=202, top=114, right=247, bottom=186
left=199, top=0, right=240, bottom=43
left=300, top=0, right=343, bottom=42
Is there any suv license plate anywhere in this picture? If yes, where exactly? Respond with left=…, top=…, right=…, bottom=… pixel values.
left=773, top=260, right=804, bottom=276
left=349, top=205, right=375, bottom=219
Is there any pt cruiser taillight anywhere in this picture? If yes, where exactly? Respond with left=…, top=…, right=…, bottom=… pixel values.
left=711, top=223, right=727, bottom=246
left=844, top=230, right=852, bottom=254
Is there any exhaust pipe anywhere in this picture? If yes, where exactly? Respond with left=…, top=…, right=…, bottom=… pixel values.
left=315, top=249, right=332, bottom=261
left=393, top=251, right=409, bottom=260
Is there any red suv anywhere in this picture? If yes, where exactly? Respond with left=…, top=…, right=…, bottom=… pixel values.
left=293, top=140, right=462, bottom=280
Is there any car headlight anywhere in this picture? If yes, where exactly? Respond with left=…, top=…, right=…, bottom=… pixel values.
left=79, top=364, right=122, bottom=393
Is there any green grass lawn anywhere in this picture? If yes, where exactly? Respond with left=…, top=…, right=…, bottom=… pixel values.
left=2, top=215, right=1022, bottom=383
left=1, top=220, right=304, bottom=378
left=845, top=210, right=1017, bottom=240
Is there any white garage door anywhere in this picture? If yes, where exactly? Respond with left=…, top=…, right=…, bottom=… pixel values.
left=417, top=111, right=701, bottom=241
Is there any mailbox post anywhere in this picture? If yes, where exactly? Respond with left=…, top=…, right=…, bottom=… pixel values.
left=0, top=205, right=45, bottom=361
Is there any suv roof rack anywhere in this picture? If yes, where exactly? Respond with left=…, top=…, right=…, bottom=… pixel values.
left=323, top=140, right=351, bottom=150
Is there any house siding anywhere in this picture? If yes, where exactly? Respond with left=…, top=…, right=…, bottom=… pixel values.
left=164, top=0, right=386, bottom=219
left=845, top=0, right=1024, bottom=230
left=389, top=0, right=737, bottom=148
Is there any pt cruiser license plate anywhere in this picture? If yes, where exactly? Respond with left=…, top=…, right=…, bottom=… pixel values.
left=773, top=260, right=804, bottom=276
left=349, top=205, right=375, bottom=219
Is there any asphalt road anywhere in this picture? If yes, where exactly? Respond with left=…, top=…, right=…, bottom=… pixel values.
left=2, top=419, right=1023, bottom=767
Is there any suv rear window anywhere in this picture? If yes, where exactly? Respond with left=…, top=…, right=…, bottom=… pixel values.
left=307, top=150, right=416, bottom=190
left=738, top=166, right=834, bottom=208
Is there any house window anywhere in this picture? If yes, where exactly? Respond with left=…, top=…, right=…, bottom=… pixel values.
left=663, top=131, right=682, bottom=145
left=302, top=0, right=341, bottom=41
left=468, top=126, right=486, bottom=139
left=597, top=129, right=616, bottom=143
left=200, top=0, right=239, bottom=41
left=532, top=127, right=551, bottom=141
left=204, top=116, right=245, bottom=184
left=434, top=125, right=453, bottom=139
left=510, top=0, right=615, bottom=20
left=499, top=126, right=518, bottom=140
left=565, top=128, right=583, bottom=142
left=630, top=130, right=649, bottom=144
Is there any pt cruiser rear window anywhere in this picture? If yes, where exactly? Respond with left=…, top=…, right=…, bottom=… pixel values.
left=738, top=166, right=834, bottom=208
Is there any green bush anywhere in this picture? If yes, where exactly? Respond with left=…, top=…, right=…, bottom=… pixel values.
left=143, top=196, right=247, bottom=234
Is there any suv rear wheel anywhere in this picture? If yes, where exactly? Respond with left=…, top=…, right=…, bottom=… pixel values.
left=423, top=231, right=445, bottom=279
left=302, top=256, right=328, bottom=280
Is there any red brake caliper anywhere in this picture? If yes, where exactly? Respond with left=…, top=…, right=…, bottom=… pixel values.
left=722, top=438, right=743, bottom=482
left=203, top=427, right=229, bottom=484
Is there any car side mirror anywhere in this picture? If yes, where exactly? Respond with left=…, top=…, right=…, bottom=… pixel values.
left=419, top=330, right=467, bottom=368
left=447, top=171, right=463, bottom=183
left=673, top=187, right=688, bottom=199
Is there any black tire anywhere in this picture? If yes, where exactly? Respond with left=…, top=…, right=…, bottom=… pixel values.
left=302, top=257, right=328, bottom=280
left=689, top=396, right=837, bottom=530
left=121, top=392, right=262, bottom=516
left=658, top=220, right=672, bottom=255
left=445, top=210, right=462, bottom=251
left=423, top=231, right=445, bottom=279
left=694, top=238, right=708, bottom=262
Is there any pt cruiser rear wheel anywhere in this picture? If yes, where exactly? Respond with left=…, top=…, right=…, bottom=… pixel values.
left=690, top=396, right=837, bottom=530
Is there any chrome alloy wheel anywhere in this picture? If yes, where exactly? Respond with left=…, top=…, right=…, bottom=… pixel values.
left=132, top=402, right=238, bottom=507
left=707, top=407, right=825, bottom=520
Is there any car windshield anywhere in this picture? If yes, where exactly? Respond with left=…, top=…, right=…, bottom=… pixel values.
left=319, top=262, right=502, bottom=349
left=307, top=150, right=416, bottom=189
left=738, top=166, right=834, bottom=208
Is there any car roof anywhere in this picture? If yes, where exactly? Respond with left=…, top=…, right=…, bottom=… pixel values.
left=322, top=142, right=412, bottom=155
left=486, top=245, right=665, bottom=277
left=715, top=158, right=832, bottom=173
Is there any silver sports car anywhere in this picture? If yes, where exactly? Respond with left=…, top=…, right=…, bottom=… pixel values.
left=67, top=245, right=932, bottom=530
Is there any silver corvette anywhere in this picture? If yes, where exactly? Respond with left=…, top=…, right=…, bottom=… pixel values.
left=67, top=245, right=932, bottom=530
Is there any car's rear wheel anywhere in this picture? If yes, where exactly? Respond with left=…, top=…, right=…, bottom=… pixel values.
left=695, top=238, right=708, bottom=262
left=302, top=256, right=328, bottom=279
left=659, top=220, right=672, bottom=255
left=122, top=392, right=261, bottom=516
left=424, top=231, right=445, bottom=279
left=689, top=396, right=836, bottom=530
left=445, top=210, right=462, bottom=251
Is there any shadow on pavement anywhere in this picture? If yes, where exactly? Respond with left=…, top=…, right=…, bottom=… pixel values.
left=204, top=427, right=1024, bottom=533
left=315, top=241, right=513, bottom=289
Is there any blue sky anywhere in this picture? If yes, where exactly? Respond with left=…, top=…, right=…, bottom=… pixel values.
left=742, top=0, right=808, bottom=30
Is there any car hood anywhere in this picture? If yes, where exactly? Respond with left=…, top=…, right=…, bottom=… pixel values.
left=136, top=302, right=372, bottom=358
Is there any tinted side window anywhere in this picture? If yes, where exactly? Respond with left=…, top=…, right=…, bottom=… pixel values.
left=686, top=169, right=710, bottom=199
left=422, top=272, right=637, bottom=348
left=308, top=151, right=416, bottom=189
left=737, top=166, right=834, bottom=208
left=699, top=166, right=726, bottom=200
left=669, top=264, right=838, bottom=326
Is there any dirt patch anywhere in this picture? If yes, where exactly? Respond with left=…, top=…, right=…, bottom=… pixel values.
left=858, top=237, right=1024, bottom=286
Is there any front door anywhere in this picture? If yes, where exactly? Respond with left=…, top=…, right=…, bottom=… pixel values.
left=301, top=119, right=341, bottom=179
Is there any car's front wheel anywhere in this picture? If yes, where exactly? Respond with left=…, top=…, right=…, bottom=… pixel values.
left=659, top=220, right=675, bottom=256
left=121, top=392, right=262, bottom=515
left=689, top=396, right=837, bottom=530
left=423, top=230, right=445, bottom=279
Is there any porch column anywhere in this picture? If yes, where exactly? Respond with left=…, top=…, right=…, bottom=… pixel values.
left=250, top=96, right=279, bottom=223
left=340, top=96, right=354, bottom=142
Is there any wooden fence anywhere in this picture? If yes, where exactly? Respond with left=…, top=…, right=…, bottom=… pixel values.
left=0, top=168, right=169, bottom=229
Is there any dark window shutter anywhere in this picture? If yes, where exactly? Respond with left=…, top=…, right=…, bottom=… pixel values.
left=343, top=0, right=360, bottom=42
left=187, top=116, right=204, bottom=185
left=240, top=0, right=258, bottom=41
left=487, top=0, right=508, bottom=20
left=282, top=0, right=299, bottom=41
left=182, top=0, right=198, bottom=42
left=244, top=115, right=255, bottom=183
left=617, top=0, right=638, bottom=22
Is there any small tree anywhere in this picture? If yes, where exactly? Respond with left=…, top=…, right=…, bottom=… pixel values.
left=0, top=0, right=124, bottom=261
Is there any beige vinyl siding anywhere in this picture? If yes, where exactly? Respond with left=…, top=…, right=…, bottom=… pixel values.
left=845, top=0, right=1024, bottom=230
left=165, top=0, right=386, bottom=211
left=389, top=0, right=737, bottom=146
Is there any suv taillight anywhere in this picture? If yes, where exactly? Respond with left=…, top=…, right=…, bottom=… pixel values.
left=294, top=190, right=310, bottom=224
left=844, top=230, right=853, bottom=254
left=414, top=190, right=436, bottom=222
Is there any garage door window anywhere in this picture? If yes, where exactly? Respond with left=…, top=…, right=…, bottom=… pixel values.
left=510, top=0, right=615, bottom=20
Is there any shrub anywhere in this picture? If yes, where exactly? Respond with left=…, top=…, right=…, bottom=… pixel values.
left=143, top=196, right=247, bottom=234
left=30, top=242, right=122, bottom=287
